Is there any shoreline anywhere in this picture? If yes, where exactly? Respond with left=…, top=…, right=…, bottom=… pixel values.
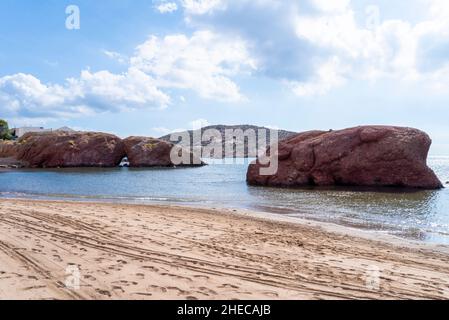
left=2, top=194, right=449, bottom=250
left=1, top=198, right=449, bottom=299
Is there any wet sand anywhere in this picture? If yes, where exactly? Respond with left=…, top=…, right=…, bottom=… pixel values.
left=0, top=199, right=449, bottom=300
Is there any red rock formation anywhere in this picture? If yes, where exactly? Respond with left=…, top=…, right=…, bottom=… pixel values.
left=247, top=126, right=443, bottom=189
left=2, top=131, right=126, bottom=168
left=123, top=136, right=204, bottom=167
left=1, top=132, right=207, bottom=168
left=0, top=140, right=18, bottom=158
left=0, top=140, right=24, bottom=168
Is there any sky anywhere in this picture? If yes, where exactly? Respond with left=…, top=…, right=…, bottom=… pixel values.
left=0, top=0, right=449, bottom=154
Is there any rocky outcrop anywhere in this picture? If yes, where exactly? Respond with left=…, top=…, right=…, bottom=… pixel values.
left=0, top=140, right=18, bottom=158
left=0, top=140, right=24, bottom=168
left=1, top=131, right=126, bottom=168
left=1, top=132, right=207, bottom=168
left=247, top=126, right=443, bottom=190
left=123, top=136, right=205, bottom=167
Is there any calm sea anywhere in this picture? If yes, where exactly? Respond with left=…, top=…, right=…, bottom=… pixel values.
left=1, top=157, right=449, bottom=244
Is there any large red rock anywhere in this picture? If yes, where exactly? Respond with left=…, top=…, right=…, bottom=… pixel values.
left=0, top=140, right=18, bottom=158
left=247, top=126, right=443, bottom=189
left=1, top=131, right=126, bottom=168
left=123, top=136, right=205, bottom=167
left=0, top=140, right=24, bottom=168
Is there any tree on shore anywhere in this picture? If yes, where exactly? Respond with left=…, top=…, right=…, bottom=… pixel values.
left=0, top=119, right=12, bottom=140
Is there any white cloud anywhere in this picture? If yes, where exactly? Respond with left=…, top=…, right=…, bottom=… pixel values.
left=69, top=68, right=171, bottom=110
left=292, top=0, right=449, bottom=94
left=427, top=0, right=449, bottom=19
left=181, top=0, right=225, bottom=15
left=5, top=0, right=449, bottom=123
left=1, top=27, right=255, bottom=121
left=0, top=73, right=79, bottom=119
left=102, top=50, right=128, bottom=64
left=311, top=0, right=350, bottom=12
left=189, top=118, right=210, bottom=129
left=131, top=30, right=257, bottom=102
left=293, top=6, right=420, bottom=80
left=289, top=57, right=348, bottom=96
left=0, top=68, right=170, bottom=119
left=152, top=126, right=187, bottom=136
left=179, top=0, right=449, bottom=96
left=155, top=2, right=178, bottom=14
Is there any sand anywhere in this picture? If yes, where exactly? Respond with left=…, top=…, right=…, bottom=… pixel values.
left=0, top=199, right=449, bottom=300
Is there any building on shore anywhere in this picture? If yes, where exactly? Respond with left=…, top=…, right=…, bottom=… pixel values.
left=11, top=126, right=75, bottom=138
left=12, top=127, right=52, bottom=138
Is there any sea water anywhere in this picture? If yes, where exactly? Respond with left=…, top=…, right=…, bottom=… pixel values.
left=1, top=157, right=449, bottom=244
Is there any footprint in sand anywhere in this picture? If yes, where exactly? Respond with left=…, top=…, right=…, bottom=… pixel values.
left=160, top=273, right=192, bottom=282
left=84, top=275, right=97, bottom=281
left=112, top=280, right=131, bottom=287
left=193, top=275, right=210, bottom=280
left=142, top=266, right=159, bottom=272
left=108, top=265, right=122, bottom=271
left=95, top=289, right=112, bottom=297
left=219, top=284, right=239, bottom=289
left=198, top=287, right=218, bottom=296
left=148, top=285, right=168, bottom=293
left=23, top=285, right=47, bottom=291
left=112, top=286, right=125, bottom=293
left=52, top=255, right=63, bottom=262
left=166, top=287, right=190, bottom=296
left=133, top=292, right=153, bottom=297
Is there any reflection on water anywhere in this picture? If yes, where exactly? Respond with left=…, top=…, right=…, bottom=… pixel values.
left=1, top=157, right=449, bottom=244
left=247, top=186, right=445, bottom=240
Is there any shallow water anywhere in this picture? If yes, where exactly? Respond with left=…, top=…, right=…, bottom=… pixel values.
left=1, top=157, right=448, bottom=244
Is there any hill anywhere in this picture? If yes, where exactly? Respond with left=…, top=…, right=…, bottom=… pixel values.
left=160, top=125, right=297, bottom=158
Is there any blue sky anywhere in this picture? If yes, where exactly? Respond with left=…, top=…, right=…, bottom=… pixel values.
left=1, top=0, right=449, bottom=154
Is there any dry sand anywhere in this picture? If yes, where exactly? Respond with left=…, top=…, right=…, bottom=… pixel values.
left=0, top=199, right=449, bottom=300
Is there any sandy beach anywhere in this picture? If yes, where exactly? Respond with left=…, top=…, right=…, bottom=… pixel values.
left=0, top=199, right=449, bottom=300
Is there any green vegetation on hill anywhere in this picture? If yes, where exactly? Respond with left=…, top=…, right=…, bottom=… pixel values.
left=0, top=119, right=12, bottom=140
